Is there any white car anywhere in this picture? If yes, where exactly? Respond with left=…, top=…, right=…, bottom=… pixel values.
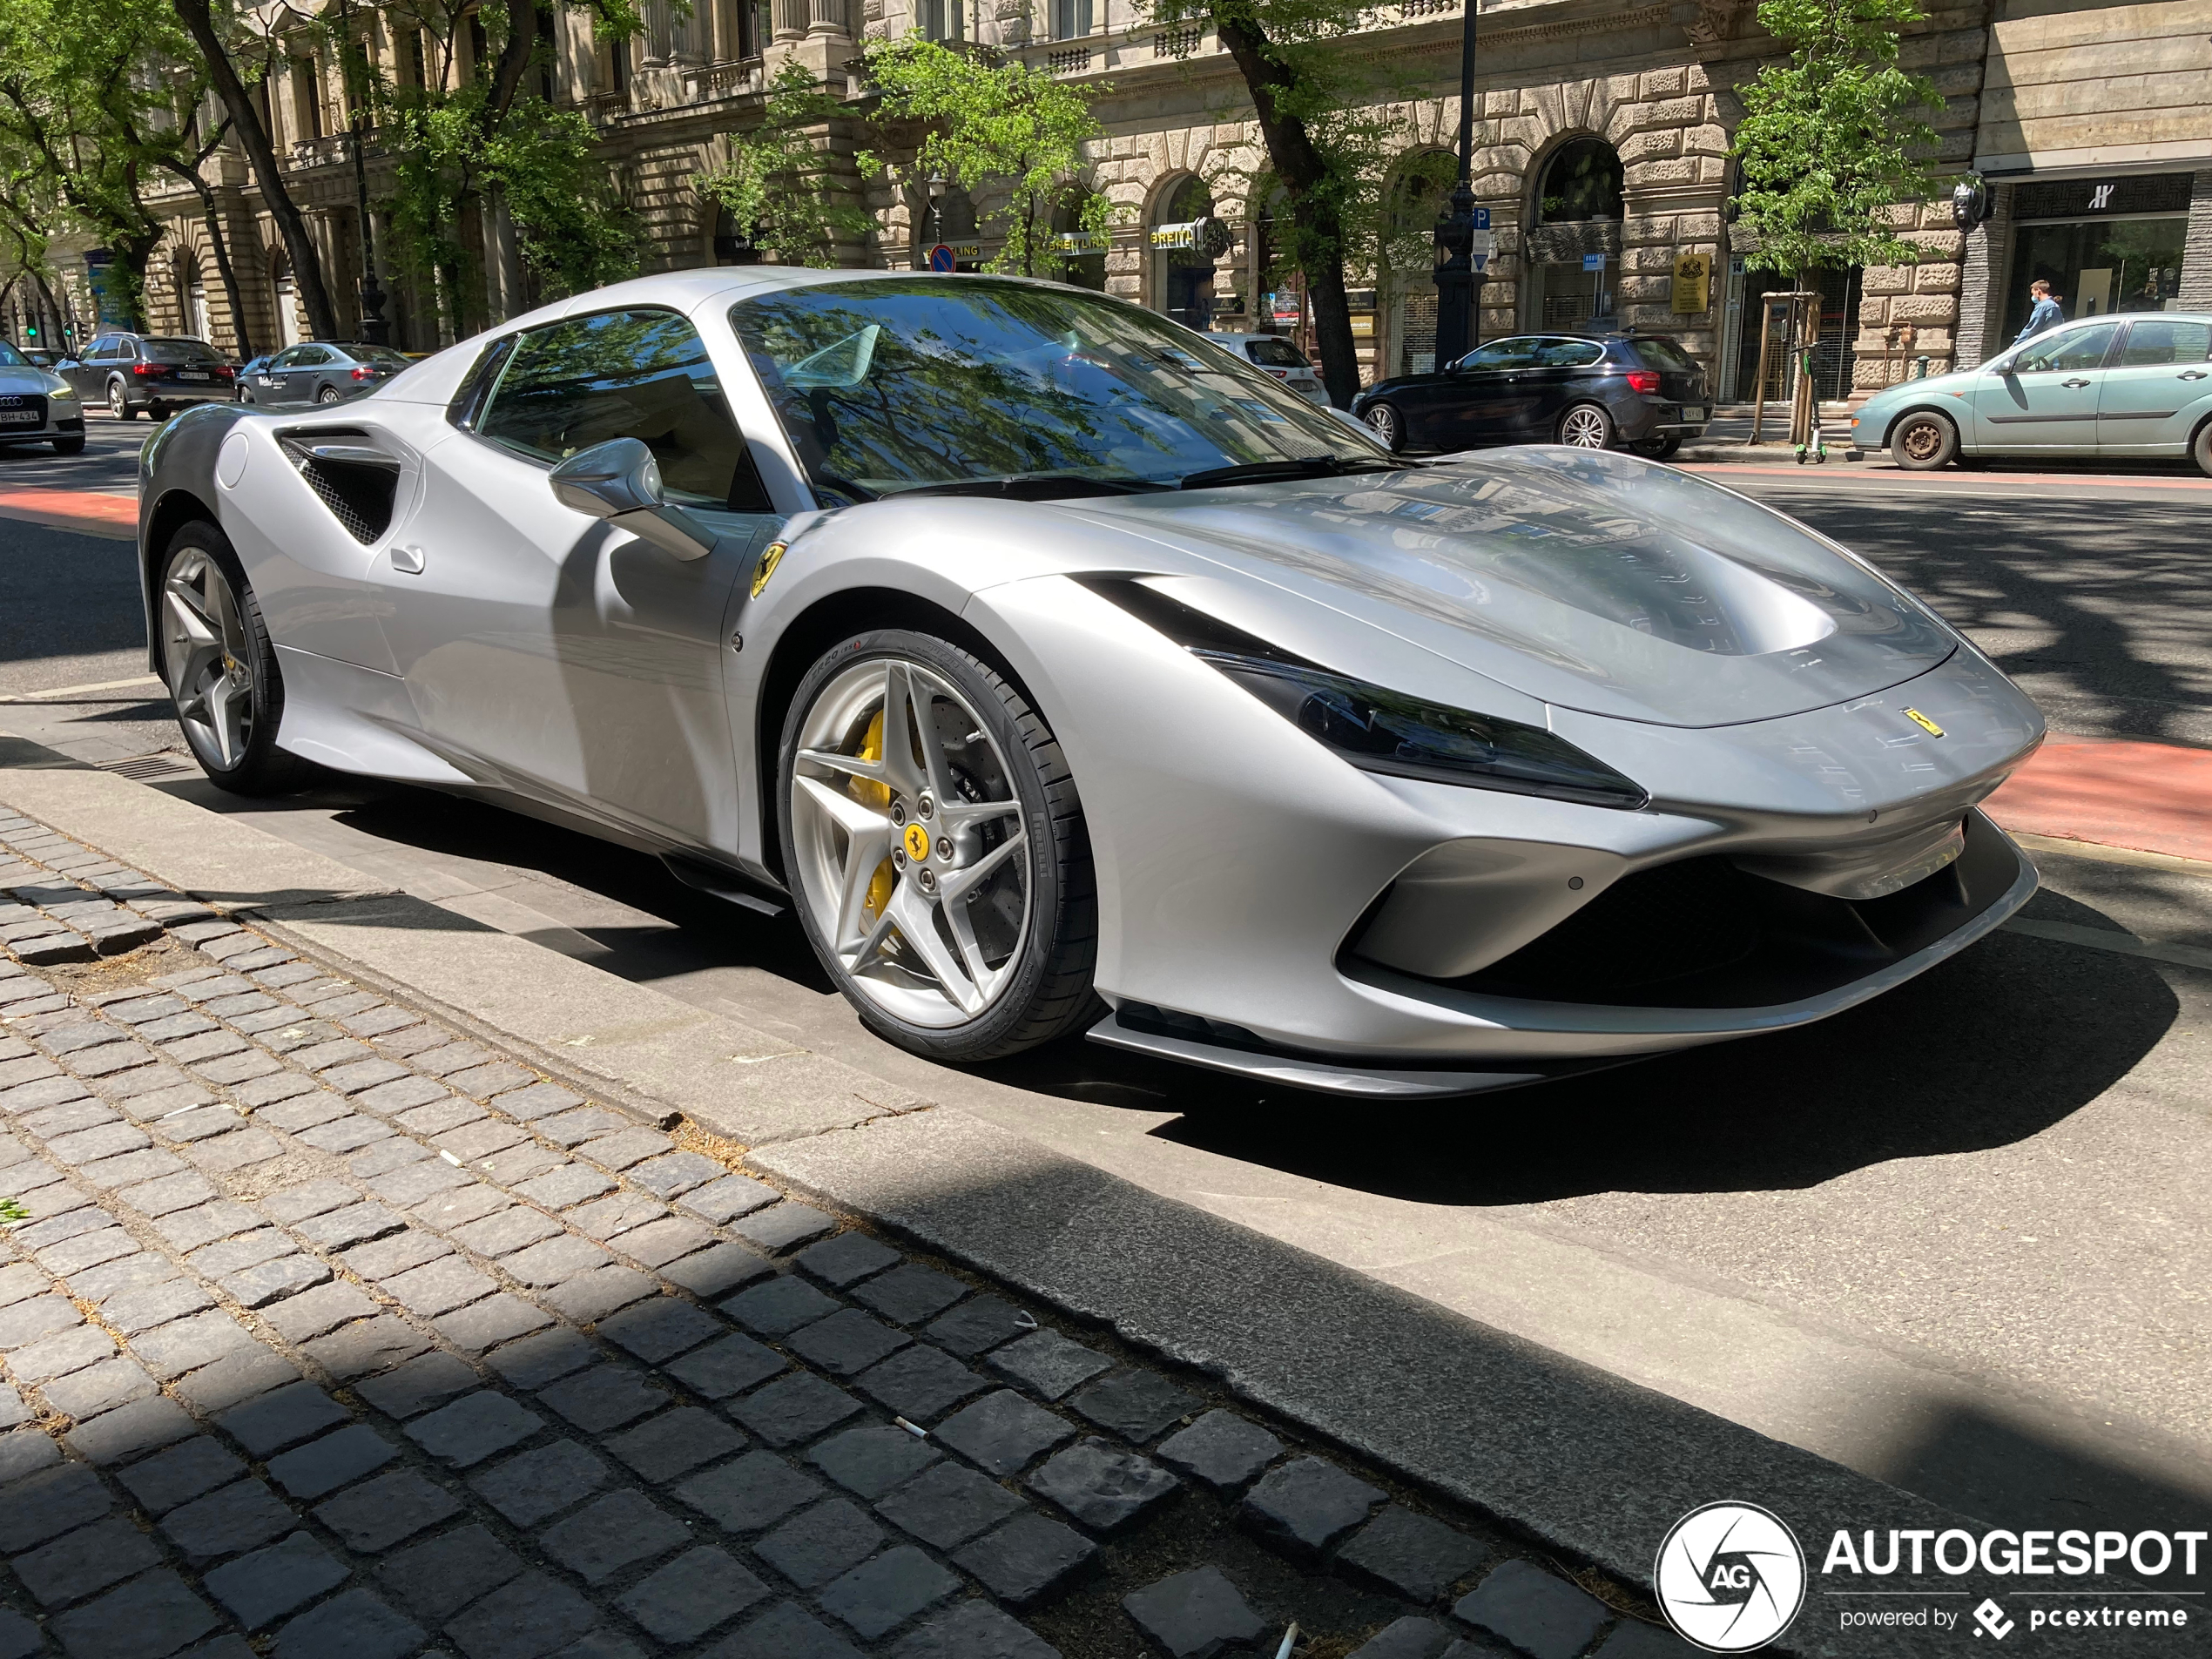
left=0, top=341, right=85, bottom=454
left=1204, top=333, right=1329, bottom=404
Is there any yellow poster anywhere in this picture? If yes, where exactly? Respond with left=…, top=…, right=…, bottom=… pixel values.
left=1673, top=253, right=1711, bottom=314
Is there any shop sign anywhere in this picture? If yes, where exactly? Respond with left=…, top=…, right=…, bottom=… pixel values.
left=1150, top=218, right=1235, bottom=257
left=1053, top=230, right=1110, bottom=254
left=1672, top=253, right=1711, bottom=313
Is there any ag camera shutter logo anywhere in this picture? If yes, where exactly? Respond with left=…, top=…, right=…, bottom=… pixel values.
left=1656, top=1501, right=1807, bottom=1652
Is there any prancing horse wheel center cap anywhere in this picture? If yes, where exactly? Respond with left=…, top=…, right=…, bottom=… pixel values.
left=902, top=822, right=932, bottom=862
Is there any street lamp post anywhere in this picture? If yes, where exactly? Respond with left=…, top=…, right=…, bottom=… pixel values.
left=335, top=0, right=390, bottom=345
left=1431, top=0, right=1482, bottom=367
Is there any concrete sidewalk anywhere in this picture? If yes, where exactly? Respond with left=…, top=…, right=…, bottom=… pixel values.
left=6, top=749, right=2187, bottom=1657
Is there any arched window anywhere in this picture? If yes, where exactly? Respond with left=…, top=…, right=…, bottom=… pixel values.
left=1527, top=138, right=1624, bottom=328
left=712, top=203, right=760, bottom=265
left=1051, top=191, right=1106, bottom=291
left=1534, top=138, right=1622, bottom=225
left=1151, top=175, right=1218, bottom=329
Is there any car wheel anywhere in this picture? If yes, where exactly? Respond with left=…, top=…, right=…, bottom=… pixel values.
left=157, top=522, right=312, bottom=796
left=107, top=381, right=134, bottom=421
left=779, top=629, right=1098, bottom=1062
left=1558, top=402, right=1615, bottom=448
left=2192, top=420, right=2212, bottom=479
left=1889, top=410, right=1958, bottom=470
left=51, top=435, right=84, bottom=456
left=1364, top=402, right=1404, bottom=452
left=316, top=386, right=342, bottom=405
left=1631, top=435, right=1682, bottom=460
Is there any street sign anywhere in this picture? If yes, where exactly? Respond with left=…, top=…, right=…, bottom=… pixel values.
left=927, top=244, right=957, bottom=273
left=1472, top=253, right=1488, bottom=273
left=1581, top=253, right=1607, bottom=272
left=1468, top=229, right=1495, bottom=257
left=1471, top=206, right=1490, bottom=230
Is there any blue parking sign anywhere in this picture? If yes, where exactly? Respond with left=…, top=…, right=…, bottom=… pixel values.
left=1582, top=253, right=1607, bottom=272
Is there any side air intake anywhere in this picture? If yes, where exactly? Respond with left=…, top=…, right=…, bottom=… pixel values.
left=279, top=430, right=400, bottom=544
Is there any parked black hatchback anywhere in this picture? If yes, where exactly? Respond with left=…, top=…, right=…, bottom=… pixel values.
left=1352, top=332, right=1710, bottom=458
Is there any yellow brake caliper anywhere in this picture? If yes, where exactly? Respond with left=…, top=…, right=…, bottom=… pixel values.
left=853, top=709, right=897, bottom=924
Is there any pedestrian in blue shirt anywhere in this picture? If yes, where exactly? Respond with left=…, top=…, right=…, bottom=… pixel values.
left=2013, top=279, right=2064, bottom=346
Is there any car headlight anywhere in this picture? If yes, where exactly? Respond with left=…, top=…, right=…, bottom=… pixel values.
left=49, top=383, right=75, bottom=398
left=1195, top=651, right=1649, bottom=809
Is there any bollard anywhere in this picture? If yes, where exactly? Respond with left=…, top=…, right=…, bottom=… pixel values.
left=1916, top=355, right=1931, bottom=379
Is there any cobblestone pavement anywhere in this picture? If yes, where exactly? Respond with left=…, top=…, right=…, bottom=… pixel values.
left=0, top=806, right=1692, bottom=1659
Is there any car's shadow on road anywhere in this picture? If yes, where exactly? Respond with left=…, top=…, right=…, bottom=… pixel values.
left=1013, top=887, right=2180, bottom=1204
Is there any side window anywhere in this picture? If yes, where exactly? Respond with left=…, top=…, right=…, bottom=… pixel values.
left=477, top=307, right=771, bottom=512
left=2117, top=320, right=2212, bottom=367
left=293, top=345, right=332, bottom=367
left=1460, top=338, right=1541, bottom=372
left=1534, top=337, right=1604, bottom=368
left=2013, top=323, right=2120, bottom=374
left=268, top=347, right=301, bottom=370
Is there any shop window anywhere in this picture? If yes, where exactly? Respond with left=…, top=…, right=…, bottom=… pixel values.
left=1527, top=138, right=1623, bottom=329
left=1052, top=192, right=1107, bottom=291
left=1151, top=177, right=1217, bottom=330
left=2004, top=218, right=2187, bottom=339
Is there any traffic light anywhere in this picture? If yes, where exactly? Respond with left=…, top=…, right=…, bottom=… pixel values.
left=23, top=322, right=36, bottom=339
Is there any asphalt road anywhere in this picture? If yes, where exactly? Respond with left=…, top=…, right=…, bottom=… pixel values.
left=5, top=411, right=2210, bottom=1543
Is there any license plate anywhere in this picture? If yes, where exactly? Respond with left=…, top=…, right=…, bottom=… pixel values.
left=1683, top=406, right=1707, bottom=421
left=0, top=411, right=38, bottom=424
left=179, top=371, right=212, bottom=381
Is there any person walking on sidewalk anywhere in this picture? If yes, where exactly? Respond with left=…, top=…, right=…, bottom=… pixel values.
left=2013, top=280, right=2065, bottom=346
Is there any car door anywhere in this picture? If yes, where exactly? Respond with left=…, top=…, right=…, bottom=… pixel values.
left=282, top=344, right=333, bottom=401
left=1441, top=336, right=1544, bottom=447
left=68, top=338, right=111, bottom=400
left=378, top=305, right=784, bottom=850
left=1970, top=321, right=2121, bottom=451
left=2096, top=317, right=2212, bottom=455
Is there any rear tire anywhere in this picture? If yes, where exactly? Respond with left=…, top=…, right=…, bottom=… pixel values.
left=1363, top=401, right=1404, bottom=452
left=1558, top=402, right=1615, bottom=448
left=317, top=386, right=342, bottom=405
left=1632, top=434, right=1682, bottom=460
left=1889, top=410, right=1959, bottom=470
left=156, top=521, right=314, bottom=796
left=779, top=629, right=1098, bottom=1063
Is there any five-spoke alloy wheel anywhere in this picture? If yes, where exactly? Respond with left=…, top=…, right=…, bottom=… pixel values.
left=779, top=630, right=1096, bottom=1061
left=158, top=523, right=307, bottom=793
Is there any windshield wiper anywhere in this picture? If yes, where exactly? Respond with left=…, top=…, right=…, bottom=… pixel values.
left=1176, top=456, right=1399, bottom=491
left=885, top=475, right=1171, bottom=501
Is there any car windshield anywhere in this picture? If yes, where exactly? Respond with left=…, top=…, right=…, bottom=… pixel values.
left=1244, top=338, right=1310, bottom=369
left=729, top=278, right=1384, bottom=503
left=144, top=338, right=222, bottom=365
left=0, top=345, right=25, bottom=368
left=346, top=345, right=412, bottom=367
left=1629, top=336, right=1698, bottom=373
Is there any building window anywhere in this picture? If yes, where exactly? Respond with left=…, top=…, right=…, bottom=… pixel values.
left=401, top=29, right=428, bottom=88
left=2000, top=173, right=2194, bottom=339
left=920, top=0, right=963, bottom=39
left=1526, top=137, right=1623, bottom=327
left=290, top=57, right=323, bottom=142
left=610, top=36, right=631, bottom=91
left=1050, top=0, right=1091, bottom=39
left=1152, top=175, right=1217, bottom=329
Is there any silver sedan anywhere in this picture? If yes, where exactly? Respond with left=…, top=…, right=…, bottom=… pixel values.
left=136, top=268, right=2045, bottom=1096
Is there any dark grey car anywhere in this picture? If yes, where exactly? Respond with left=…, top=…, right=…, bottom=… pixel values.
left=60, top=334, right=238, bottom=419
left=1352, top=331, right=1711, bottom=457
left=240, top=341, right=413, bottom=406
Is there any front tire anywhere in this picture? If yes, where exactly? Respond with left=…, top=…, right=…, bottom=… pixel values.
left=51, top=435, right=84, bottom=455
left=779, top=629, right=1097, bottom=1062
left=2192, top=419, right=2212, bottom=479
left=1363, top=401, right=1404, bottom=452
left=157, top=522, right=312, bottom=795
left=1558, top=402, right=1615, bottom=448
left=107, top=381, right=135, bottom=421
left=1889, top=410, right=1959, bottom=470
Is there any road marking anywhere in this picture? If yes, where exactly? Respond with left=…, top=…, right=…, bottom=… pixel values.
left=1984, top=733, right=2212, bottom=865
left=2004, top=917, right=2212, bottom=973
left=0, top=675, right=161, bottom=705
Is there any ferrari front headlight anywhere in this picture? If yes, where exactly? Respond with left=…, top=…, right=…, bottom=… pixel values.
left=1197, top=651, right=1649, bottom=809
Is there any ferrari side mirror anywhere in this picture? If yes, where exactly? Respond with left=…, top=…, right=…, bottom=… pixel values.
left=549, top=437, right=715, bottom=562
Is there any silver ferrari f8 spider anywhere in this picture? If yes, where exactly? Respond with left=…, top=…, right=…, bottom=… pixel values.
left=138, top=269, right=2044, bottom=1096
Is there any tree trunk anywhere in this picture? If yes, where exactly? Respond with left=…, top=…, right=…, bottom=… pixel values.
left=172, top=0, right=341, bottom=340
left=1211, top=10, right=1360, bottom=407
left=165, top=163, right=254, bottom=359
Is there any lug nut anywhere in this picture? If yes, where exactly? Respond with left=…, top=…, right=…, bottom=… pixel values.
left=937, top=839, right=954, bottom=861
left=893, top=849, right=907, bottom=868
left=918, top=794, right=934, bottom=819
left=890, top=800, right=907, bottom=826
left=918, top=867, right=937, bottom=893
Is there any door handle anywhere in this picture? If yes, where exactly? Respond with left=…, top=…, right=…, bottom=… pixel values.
left=390, top=545, right=426, bottom=575
left=2181, top=370, right=2208, bottom=381
left=2061, top=377, right=2093, bottom=388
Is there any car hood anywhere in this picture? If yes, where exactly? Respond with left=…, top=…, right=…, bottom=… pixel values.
left=1067, top=446, right=1960, bottom=728
left=0, top=366, right=64, bottom=396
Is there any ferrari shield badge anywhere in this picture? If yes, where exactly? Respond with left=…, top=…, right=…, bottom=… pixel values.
left=750, top=541, right=787, bottom=600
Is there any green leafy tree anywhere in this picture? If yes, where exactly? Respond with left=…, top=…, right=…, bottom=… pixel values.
left=371, top=0, right=644, bottom=335
left=1730, top=0, right=1946, bottom=287
left=696, top=62, right=877, bottom=268
left=1138, top=0, right=1411, bottom=405
left=860, top=38, right=1108, bottom=278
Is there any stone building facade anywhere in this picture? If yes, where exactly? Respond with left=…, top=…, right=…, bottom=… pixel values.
left=12, top=0, right=2211, bottom=406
